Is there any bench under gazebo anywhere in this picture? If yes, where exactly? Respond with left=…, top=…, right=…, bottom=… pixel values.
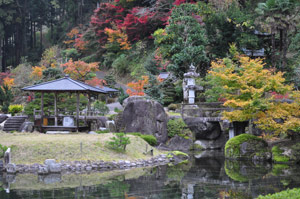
left=22, top=75, right=108, bottom=133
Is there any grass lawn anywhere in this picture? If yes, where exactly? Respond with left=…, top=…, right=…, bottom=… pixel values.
left=0, top=131, right=162, bottom=165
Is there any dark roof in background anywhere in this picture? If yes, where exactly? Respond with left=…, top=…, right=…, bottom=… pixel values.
left=159, top=72, right=170, bottom=79
left=101, top=86, right=119, bottom=92
left=22, top=75, right=107, bottom=94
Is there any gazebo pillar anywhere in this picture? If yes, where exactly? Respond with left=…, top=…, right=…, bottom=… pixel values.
left=41, top=92, right=44, bottom=131
left=76, top=92, right=80, bottom=130
left=87, top=93, right=91, bottom=116
left=54, top=92, right=58, bottom=126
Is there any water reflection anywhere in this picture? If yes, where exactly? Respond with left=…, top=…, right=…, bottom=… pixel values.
left=1, top=151, right=300, bottom=198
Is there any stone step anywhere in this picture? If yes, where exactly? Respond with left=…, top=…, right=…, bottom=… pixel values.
left=3, top=116, right=27, bottom=132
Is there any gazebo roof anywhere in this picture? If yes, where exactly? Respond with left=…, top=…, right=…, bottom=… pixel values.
left=22, top=75, right=107, bottom=94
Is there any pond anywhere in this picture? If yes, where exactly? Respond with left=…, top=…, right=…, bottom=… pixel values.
left=1, top=151, right=300, bottom=199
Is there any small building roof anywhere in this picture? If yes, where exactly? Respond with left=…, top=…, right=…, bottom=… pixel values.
left=101, top=86, right=119, bottom=93
left=22, top=75, right=107, bottom=94
left=242, top=48, right=265, bottom=57
left=158, top=72, right=170, bottom=79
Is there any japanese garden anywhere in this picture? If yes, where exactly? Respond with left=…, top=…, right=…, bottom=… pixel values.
left=1, top=0, right=300, bottom=198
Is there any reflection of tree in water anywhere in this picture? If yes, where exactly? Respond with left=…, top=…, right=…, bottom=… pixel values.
left=104, top=179, right=130, bottom=198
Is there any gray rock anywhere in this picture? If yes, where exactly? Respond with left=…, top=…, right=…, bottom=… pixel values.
left=49, top=163, right=61, bottom=173
left=167, top=135, right=193, bottom=151
left=122, top=98, right=168, bottom=143
left=19, top=122, right=34, bottom=132
left=122, top=96, right=146, bottom=107
left=88, top=131, right=98, bottom=135
left=6, top=163, right=16, bottom=174
left=44, top=159, right=56, bottom=166
left=38, top=166, right=49, bottom=175
left=184, top=117, right=221, bottom=140
left=194, top=133, right=227, bottom=150
left=0, top=160, right=3, bottom=170
left=86, top=166, right=92, bottom=171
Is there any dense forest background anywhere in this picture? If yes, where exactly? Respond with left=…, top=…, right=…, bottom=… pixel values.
left=0, top=0, right=300, bottom=103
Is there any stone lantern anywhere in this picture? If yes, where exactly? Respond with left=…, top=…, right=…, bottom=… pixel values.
left=183, top=64, right=202, bottom=104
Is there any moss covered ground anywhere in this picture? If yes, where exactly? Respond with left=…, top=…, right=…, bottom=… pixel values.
left=0, top=131, right=163, bottom=165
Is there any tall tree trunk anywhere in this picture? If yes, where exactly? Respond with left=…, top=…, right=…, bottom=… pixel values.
left=40, top=23, right=43, bottom=54
left=271, top=27, right=276, bottom=68
left=282, top=28, right=288, bottom=70
left=33, top=22, right=36, bottom=48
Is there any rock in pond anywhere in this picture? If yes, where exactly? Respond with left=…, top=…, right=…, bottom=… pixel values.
left=167, top=135, right=193, bottom=151
left=225, top=134, right=271, bottom=161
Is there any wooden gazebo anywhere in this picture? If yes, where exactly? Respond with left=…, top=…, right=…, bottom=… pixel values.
left=22, top=75, right=107, bottom=132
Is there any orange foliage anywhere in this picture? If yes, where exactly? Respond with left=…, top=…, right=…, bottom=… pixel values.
left=85, top=77, right=106, bottom=87
left=64, top=28, right=87, bottom=51
left=104, top=27, right=131, bottom=50
left=61, top=59, right=100, bottom=81
left=2, top=77, right=14, bottom=88
left=31, top=66, right=46, bottom=80
left=126, top=76, right=149, bottom=96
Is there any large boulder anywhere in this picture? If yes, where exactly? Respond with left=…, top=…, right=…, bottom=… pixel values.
left=122, top=98, right=168, bottom=143
left=19, top=122, right=34, bottom=132
left=225, top=134, right=271, bottom=161
left=184, top=117, right=221, bottom=140
left=194, top=133, right=227, bottom=150
left=122, top=96, right=146, bottom=108
left=167, top=135, right=193, bottom=151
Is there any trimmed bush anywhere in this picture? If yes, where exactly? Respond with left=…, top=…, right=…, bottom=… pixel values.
left=167, top=118, right=188, bottom=138
left=168, top=103, right=178, bottom=111
left=128, top=132, right=157, bottom=146
left=140, top=135, right=157, bottom=146
left=8, top=104, right=23, bottom=116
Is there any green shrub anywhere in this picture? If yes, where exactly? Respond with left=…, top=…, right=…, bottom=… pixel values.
left=167, top=118, right=188, bottom=138
left=168, top=103, right=178, bottom=111
left=106, top=133, right=130, bottom=152
left=140, top=135, right=157, bottom=146
left=128, top=132, right=142, bottom=136
left=93, top=100, right=109, bottom=116
left=257, top=188, right=300, bottom=199
left=8, top=104, right=23, bottom=116
left=128, top=133, right=157, bottom=146
left=96, top=130, right=110, bottom=134
left=114, top=107, right=120, bottom=113
left=108, top=114, right=117, bottom=121
left=0, top=144, right=8, bottom=158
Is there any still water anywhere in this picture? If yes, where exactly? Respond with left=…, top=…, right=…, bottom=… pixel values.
left=1, top=151, right=300, bottom=199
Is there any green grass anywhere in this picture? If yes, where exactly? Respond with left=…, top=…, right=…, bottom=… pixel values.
left=272, top=146, right=290, bottom=162
left=167, top=112, right=181, bottom=116
left=0, top=131, right=163, bottom=164
left=257, top=188, right=300, bottom=199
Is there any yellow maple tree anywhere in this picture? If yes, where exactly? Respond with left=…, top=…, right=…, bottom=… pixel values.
left=104, top=27, right=131, bottom=50
left=30, top=66, right=46, bottom=80
left=208, top=55, right=300, bottom=136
